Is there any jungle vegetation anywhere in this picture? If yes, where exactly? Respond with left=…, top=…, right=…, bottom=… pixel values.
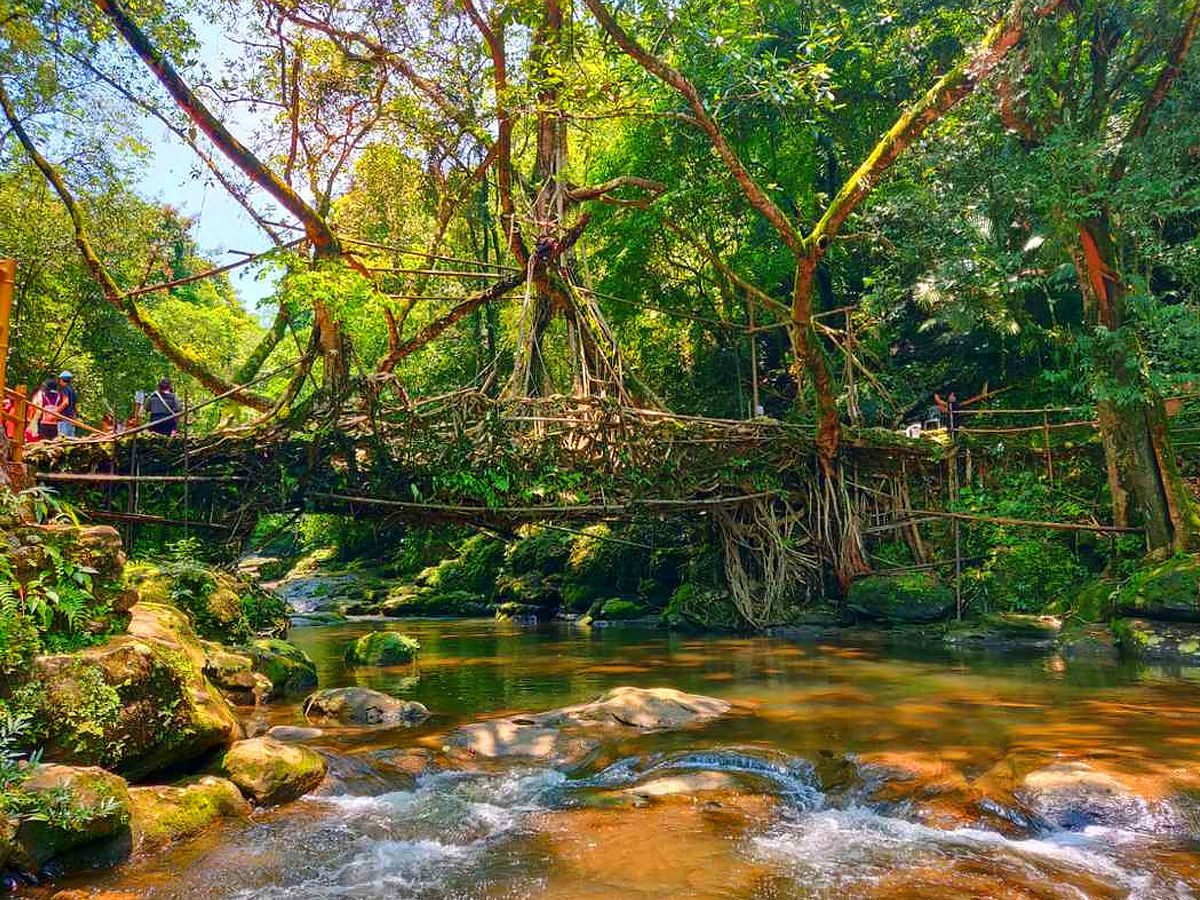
left=1, top=0, right=1199, bottom=564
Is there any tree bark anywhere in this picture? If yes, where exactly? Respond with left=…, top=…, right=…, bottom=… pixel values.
left=1075, top=215, right=1196, bottom=551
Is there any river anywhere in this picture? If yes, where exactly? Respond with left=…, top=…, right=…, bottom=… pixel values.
left=55, top=620, right=1200, bottom=898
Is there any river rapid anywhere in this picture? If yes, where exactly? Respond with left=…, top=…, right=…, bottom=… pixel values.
left=52, top=620, right=1200, bottom=899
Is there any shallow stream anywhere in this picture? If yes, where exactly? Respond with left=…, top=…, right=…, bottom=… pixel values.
left=56, top=620, right=1200, bottom=898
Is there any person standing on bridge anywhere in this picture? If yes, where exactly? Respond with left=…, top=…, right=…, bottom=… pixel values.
left=29, top=377, right=66, bottom=442
left=56, top=372, right=78, bottom=438
left=147, top=378, right=181, bottom=436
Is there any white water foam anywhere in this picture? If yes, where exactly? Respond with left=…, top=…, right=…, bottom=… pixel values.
left=751, top=806, right=1195, bottom=900
left=233, top=769, right=567, bottom=899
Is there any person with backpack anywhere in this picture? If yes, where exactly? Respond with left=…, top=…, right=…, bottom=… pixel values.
left=146, top=378, right=181, bottom=435
left=56, top=372, right=79, bottom=438
left=29, top=377, right=66, bottom=442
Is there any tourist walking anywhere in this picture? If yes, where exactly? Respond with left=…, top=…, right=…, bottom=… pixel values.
left=29, top=378, right=66, bottom=442
left=56, top=372, right=78, bottom=437
left=146, top=378, right=181, bottom=435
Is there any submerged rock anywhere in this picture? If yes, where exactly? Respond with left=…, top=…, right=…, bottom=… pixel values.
left=20, top=604, right=241, bottom=780
left=846, top=574, right=955, bottom=624
left=244, top=638, right=318, bottom=697
left=11, top=765, right=131, bottom=873
left=1017, top=762, right=1150, bottom=830
left=1113, top=617, right=1200, bottom=664
left=127, top=775, right=250, bottom=852
left=343, top=631, right=420, bottom=666
left=550, top=686, right=731, bottom=729
left=304, top=687, right=430, bottom=726
left=218, top=738, right=328, bottom=805
left=267, top=725, right=324, bottom=742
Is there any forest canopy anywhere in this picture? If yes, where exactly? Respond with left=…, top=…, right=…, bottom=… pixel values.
left=1, top=0, right=1199, bottom=548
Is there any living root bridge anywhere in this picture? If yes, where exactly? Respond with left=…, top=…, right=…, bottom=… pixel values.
left=25, top=392, right=948, bottom=599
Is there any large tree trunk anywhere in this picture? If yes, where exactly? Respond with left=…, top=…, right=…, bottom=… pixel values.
left=793, top=255, right=840, bottom=475
left=1077, top=215, right=1196, bottom=552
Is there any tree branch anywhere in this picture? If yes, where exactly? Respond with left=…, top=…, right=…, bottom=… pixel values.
left=1110, top=0, right=1200, bottom=183
left=94, top=0, right=341, bottom=256
left=0, top=78, right=272, bottom=410
left=811, top=0, right=1068, bottom=246
left=583, top=0, right=805, bottom=256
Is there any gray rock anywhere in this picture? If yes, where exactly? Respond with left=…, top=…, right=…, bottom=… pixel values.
left=304, top=687, right=430, bottom=726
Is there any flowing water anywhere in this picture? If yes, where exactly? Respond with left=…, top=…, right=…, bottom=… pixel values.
left=53, top=620, right=1200, bottom=899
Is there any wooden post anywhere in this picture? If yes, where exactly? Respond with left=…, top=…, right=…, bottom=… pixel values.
left=182, top=388, right=190, bottom=540
left=0, top=259, right=14, bottom=402
left=747, top=295, right=760, bottom=418
left=949, top=451, right=962, bottom=620
left=1042, top=410, right=1054, bottom=483
left=10, top=386, right=25, bottom=465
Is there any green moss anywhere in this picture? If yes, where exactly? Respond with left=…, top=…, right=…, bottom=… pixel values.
left=245, top=639, right=317, bottom=697
left=1049, top=577, right=1116, bottom=623
left=1114, top=554, right=1200, bottom=621
left=219, top=738, right=327, bottom=806
left=344, top=631, right=420, bottom=667
left=128, top=776, right=249, bottom=852
left=846, top=574, right=955, bottom=624
left=598, top=599, right=646, bottom=620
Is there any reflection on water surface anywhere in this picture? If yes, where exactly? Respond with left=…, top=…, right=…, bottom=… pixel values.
left=49, top=620, right=1200, bottom=899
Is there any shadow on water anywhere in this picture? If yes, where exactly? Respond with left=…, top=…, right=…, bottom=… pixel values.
left=45, top=619, right=1200, bottom=899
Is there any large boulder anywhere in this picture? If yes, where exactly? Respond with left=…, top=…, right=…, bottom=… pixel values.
left=10, top=765, right=131, bottom=873
left=846, top=574, right=955, bottom=624
left=446, top=687, right=730, bottom=767
left=202, top=643, right=272, bottom=706
left=548, top=686, right=731, bottom=729
left=244, top=638, right=318, bottom=697
left=304, top=687, right=429, bottom=726
left=17, top=603, right=241, bottom=780
left=380, top=588, right=491, bottom=618
left=218, top=738, right=327, bottom=806
left=127, top=562, right=288, bottom=644
left=127, top=776, right=250, bottom=853
left=1113, top=617, right=1200, bottom=665
left=1114, top=556, right=1200, bottom=622
left=343, top=631, right=419, bottom=667
left=944, top=614, right=1061, bottom=648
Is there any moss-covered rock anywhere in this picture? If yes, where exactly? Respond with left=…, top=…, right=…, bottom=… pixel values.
left=0, top=525, right=137, bottom=672
left=304, top=687, right=429, bottom=726
left=12, top=604, right=241, bottom=780
left=1113, top=617, right=1200, bottom=664
left=127, top=775, right=249, bottom=853
left=595, top=599, right=647, bottom=621
left=126, top=563, right=288, bottom=644
left=413, top=534, right=505, bottom=599
left=380, top=588, right=490, bottom=617
left=344, top=631, right=419, bottom=666
left=11, top=765, right=131, bottom=873
left=1058, top=623, right=1120, bottom=659
left=201, top=643, right=272, bottom=706
left=243, top=638, right=318, bottom=697
left=1114, top=555, right=1200, bottom=622
left=218, top=738, right=327, bottom=806
left=846, top=574, right=955, bottom=624
left=1049, top=577, right=1117, bottom=624
left=944, top=614, right=1061, bottom=648
left=662, top=584, right=744, bottom=630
